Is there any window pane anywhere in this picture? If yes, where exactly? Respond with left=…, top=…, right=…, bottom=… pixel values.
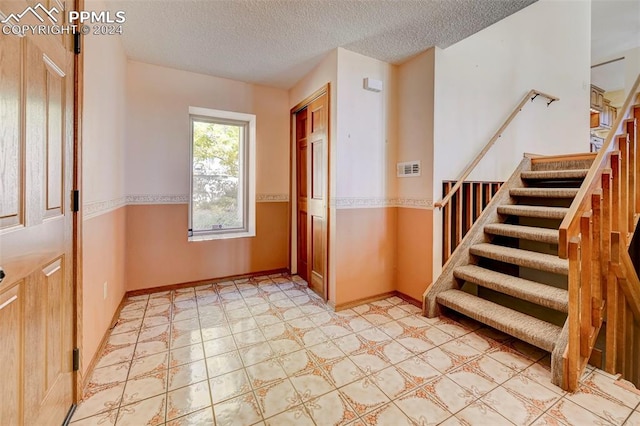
left=192, top=120, right=243, bottom=231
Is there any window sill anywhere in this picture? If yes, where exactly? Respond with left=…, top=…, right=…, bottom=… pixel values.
left=188, top=231, right=255, bottom=242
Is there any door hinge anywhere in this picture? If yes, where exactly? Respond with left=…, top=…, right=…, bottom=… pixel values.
left=72, top=190, right=80, bottom=212
left=74, top=31, right=81, bottom=55
left=72, top=348, right=80, bottom=371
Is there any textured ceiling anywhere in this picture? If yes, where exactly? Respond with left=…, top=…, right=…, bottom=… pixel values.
left=108, top=0, right=535, bottom=89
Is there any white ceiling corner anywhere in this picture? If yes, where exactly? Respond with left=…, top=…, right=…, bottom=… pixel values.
left=106, top=0, right=536, bottom=89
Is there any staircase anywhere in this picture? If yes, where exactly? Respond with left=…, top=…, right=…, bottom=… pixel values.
left=425, top=154, right=594, bottom=386
left=426, top=76, right=640, bottom=392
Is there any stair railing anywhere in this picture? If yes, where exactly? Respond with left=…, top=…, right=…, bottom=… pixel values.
left=558, top=73, right=640, bottom=392
left=435, top=89, right=559, bottom=264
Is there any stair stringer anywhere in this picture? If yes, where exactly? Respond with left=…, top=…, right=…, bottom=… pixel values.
left=551, top=319, right=570, bottom=388
left=423, top=155, right=533, bottom=317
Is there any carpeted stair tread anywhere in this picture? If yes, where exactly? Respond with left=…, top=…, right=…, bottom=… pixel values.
left=521, top=169, right=589, bottom=180
left=454, top=265, right=568, bottom=312
left=497, top=205, right=568, bottom=220
left=470, top=243, right=569, bottom=275
left=510, top=187, right=580, bottom=198
left=484, top=223, right=559, bottom=244
left=437, top=289, right=562, bottom=352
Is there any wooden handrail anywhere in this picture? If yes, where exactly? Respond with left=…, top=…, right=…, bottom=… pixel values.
left=434, top=89, right=559, bottom=209
left=559, top=73, right=640, bottom=258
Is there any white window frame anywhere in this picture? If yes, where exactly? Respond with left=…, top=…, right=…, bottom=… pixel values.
left=188, top=106, right=256, bottom=241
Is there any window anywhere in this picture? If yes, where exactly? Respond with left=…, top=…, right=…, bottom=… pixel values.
left=188, top=107, right=256, bottom=240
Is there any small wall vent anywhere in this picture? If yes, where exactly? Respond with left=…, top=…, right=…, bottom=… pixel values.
left=397, top=161, right=421, bottom=177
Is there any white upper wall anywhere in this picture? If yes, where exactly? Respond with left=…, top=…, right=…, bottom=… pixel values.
left=335, top=48, right=397, bottom=200
left=82, top=7, right=127, bottom=206
left=125, top=61, right=289, bottom=198
left=432, top=0, right=591, bottom=276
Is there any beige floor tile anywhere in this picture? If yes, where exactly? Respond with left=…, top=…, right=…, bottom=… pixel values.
left=213, top=392, right=263, bottom=426
left=373, top=366, right=417, bottom=399
left=625, top=411, right=640, bottom=426
left=583, top=371, right=640, bottom=409
left=135, top=339, right=170, bottom=359
left=169, top=343, right=205, bottom=368
left=72, top=383, right=125, bottom=421
left=276, top=349, right=316, bottom=375
left=129, top=351, right=169, bottom=379
left=111, top=318, right=142, bottom=336
left=170, top=318, right=202, bottom=349
left=289, top=365, right=335, bottom=401
left=246, top=359, right=288, bottom=389
left=116, top=393, right=166, bottom=426
left=254, top=378, right=299, bottom=418
left=360, top=402, right=412, bottom=425
left=547, top=398, right=617, bottom=426
left=565, top=381, right=634, bottom=425
left=166, top=381, right=212, bottom=421
left=481, top=385, right=543, bottom=425
left=96, top=345, right=136, bottom=369
left=530, top=413, right=568, bottom=426
left=106, top=329, right=139, bottom=347
left=489, top=344, right=537, bottom=372
left=305, top=390, right=359, bottom=426
left=307, top=340, right=345, bottom=365
left=210, top=369, right=252, bottom=404
left=86, top=361, right=129, bottom=389
left=264, top=404, right=314, bottom=426
left=501, top=375, right=562, bottom=411
left=70, top=409, right=118, bottom=425
left=269, top=337, right=304, bottom=355
left=203, top=335, right=237, bottom=358
left=166, top=406, right=215, bottom=426
left=206, top=350, right=244, bottom=378
left=321, top=356, right=363, bottom=387
left=394, top=355, right=441, bottom=387
left=333, top=333, right=367, bottom=355
left=234, top=328, right=267, bottom=348
left=200, top=320, right=231, bottom=342
left=122, top=371, right=168, bottom=405
left=349, top=350, right=391, bottom=374
left=142, top=314, right=171, bottom=329
left=376, top=340, right=414, bottom=364
left=240, top=341, right=275, bottom=367
left=168, top=359, right=208, bottom=391
left=394, top=386, right=452, bottom=425
left=422, top=375, right=477, bottom=414
left=456, top=401, right=514, bottom=425
left=340, top=378, right=390, bottom=416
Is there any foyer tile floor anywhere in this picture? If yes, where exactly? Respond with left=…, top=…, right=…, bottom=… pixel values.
left=71, top=274, right=640, bottom=426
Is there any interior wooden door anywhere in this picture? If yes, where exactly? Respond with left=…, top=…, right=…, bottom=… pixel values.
left=296, top=91, right=329, bottom=299
left=0, top=1, right=76, bottom=424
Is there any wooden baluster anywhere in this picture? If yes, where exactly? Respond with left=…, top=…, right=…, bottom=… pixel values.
left=606, top=262, right=619, bottom=373
left=483, top=183, right=491, bottom=210
left=635, top=108, right=640, bottom=214
left=625, top=305, right=634, bottom=379
left=455, top=185, right=463, bottom=248
left=443, top=182, right=452, bottom=264
left=611, top=232, right=626, bottom=374
left=626, top=119, right=637, bottom=224
left=580, top=213, right=593, bottom=358
left=474, top=183, right=482, bottom=221
left=612, top=152, right=621, bottom=233
left=464, top=182, right=473, bottom=235
left=567, top=237, right=581, bottom=392
left=619, top=135, right=629, bottom=238
left=591, top=191, right=603, bottom=327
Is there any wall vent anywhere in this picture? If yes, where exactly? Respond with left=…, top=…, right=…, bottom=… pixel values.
left=397, top=161, right=421, bottom=177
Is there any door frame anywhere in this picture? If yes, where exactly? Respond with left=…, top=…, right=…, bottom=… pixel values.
left=73, top=0, right=85, bottom=403
left=289, top=84, right=331, bottom=301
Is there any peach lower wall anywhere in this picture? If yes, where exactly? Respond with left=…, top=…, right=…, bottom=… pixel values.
left=125, top=202, right=289, bottom=291
left=335, top=208, right=397, bottom=306
left=396, top=208, right=433, bottom=302
left=82, top=207, right=126, bottom=376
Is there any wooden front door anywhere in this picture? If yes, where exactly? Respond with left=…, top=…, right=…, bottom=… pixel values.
left=0, top=1, right=76, bottom=424
left=295, top=90, right=329, bottom=299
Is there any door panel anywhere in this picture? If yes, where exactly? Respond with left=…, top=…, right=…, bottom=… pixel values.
left=0, top=35, right=23, bottom=229
left=0, top=285, right=22, bottom=426
left=0, top=1, right=76, bottom=423
left=295, top=91, right=328, bottom=300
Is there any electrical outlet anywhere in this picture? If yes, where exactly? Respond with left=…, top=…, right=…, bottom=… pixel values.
left=103, top=282, right=108, bottom=300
